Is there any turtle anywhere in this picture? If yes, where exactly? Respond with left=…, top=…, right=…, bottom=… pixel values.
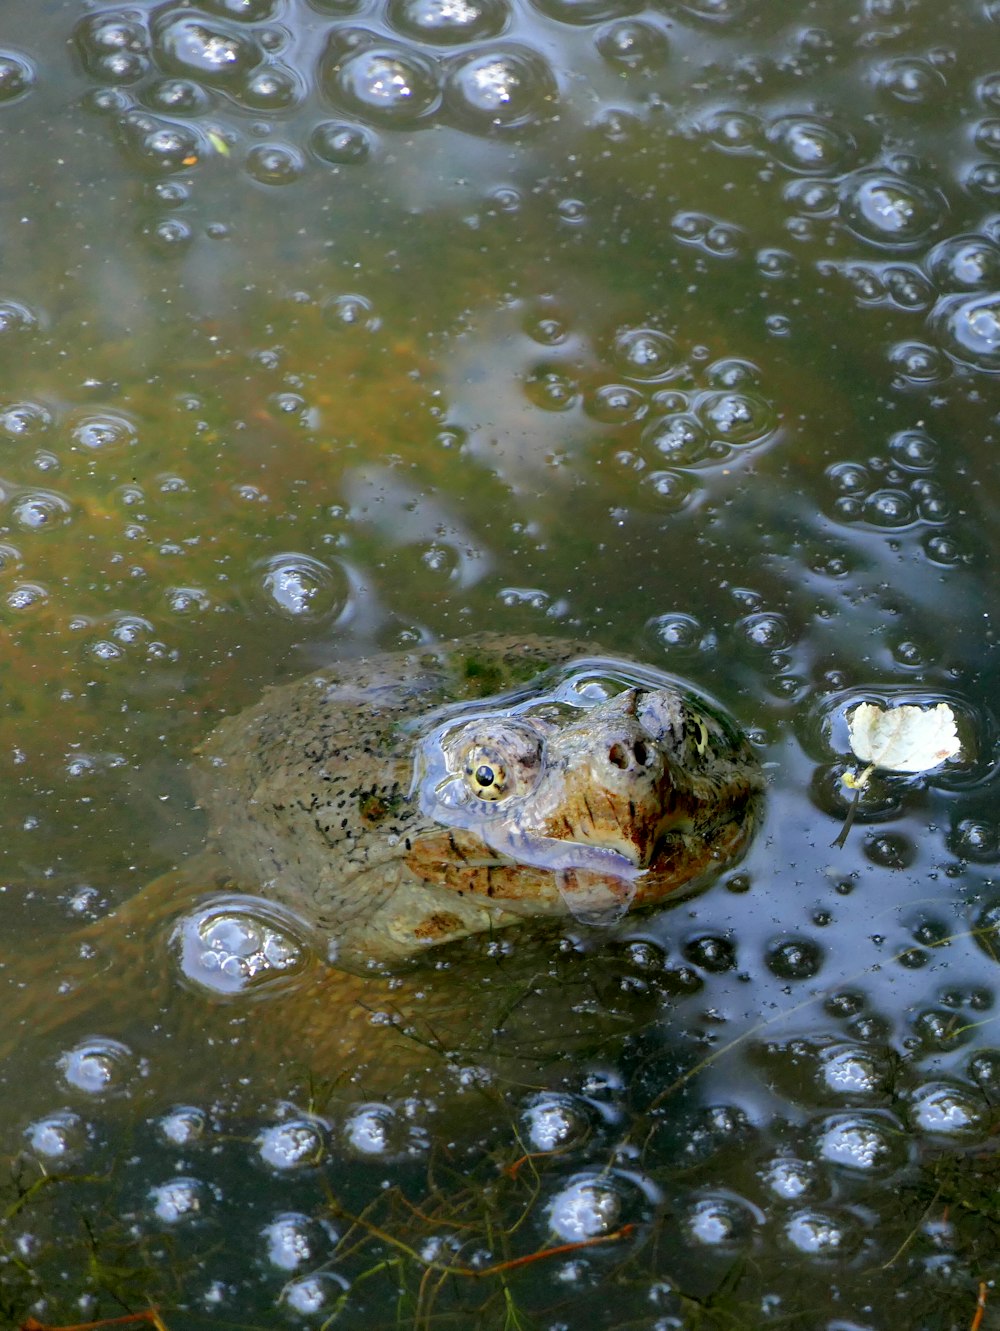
left=6, top=634, right=764, bottom=1103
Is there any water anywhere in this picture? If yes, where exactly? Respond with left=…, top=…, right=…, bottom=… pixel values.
left=1, top=0, right=1000, bottom=1326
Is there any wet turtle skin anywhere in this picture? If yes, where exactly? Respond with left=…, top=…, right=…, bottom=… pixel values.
left=3, top=635, right=763, bottom=1099
left=194, top=633, right=764, bottom=969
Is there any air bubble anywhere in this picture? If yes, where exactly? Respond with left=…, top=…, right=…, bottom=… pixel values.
left=251, top=551, right=348, bottom=620
left=239, top=64, right=303, bottom=110
left=387, top=0, right=510, bottom=44
left=759, top=1157, right=815, bottom=1201
left=888, top=428, right=939, bottom=470
left=520, top=1093, right=591, bottom=1151
left=158, top=1105, right=208, bottom=1146
left=532, top=0, right=640, bottom=22
left=257, top=1118, right=328, bottom=1170
left=647, top=612, right=702, bottom=653
left=444, top=45, right=557, bottom=133
left=0, top=51, right=35, bottom=103
left=909, top=1082, right=988, bottom=1138
left=925, top=234, right=1000, bottom=291
left=683, top=933, right=736, bottom=972
left=642, top=413, right=710, bottom=466
left=203, top=0, right=280, bottom=17
left=766, top=114, right=856, bottom=175
left=840, top=170, right=945, bottom=248
left=0, top=299, right=39, bottom=338
left=324, top=292, right=379, bottom=329
left=739, top=612, right=789, bottom=649
left=642, top=470, right=695, bottom=510
left=117, top=111, right=200, bottom=173
left=310, top=120, right=374, bottom=164
left=342, top=1102, right=427, bottom=1158
left=58, top=1037, right=138, bottom=1096
left=545, top=1172, right=635, bottom=1242
left=931, top=291, right=1000, bottom=371
left=153, top=13, right=263, bottom=86
left=165, top=586, right=211, bottom=614
left=74, top=14, right=150, bottom=85
left=697, top=390, right=774, bottom=445
left=149, top=1176, right=209, bottom=1224
left=877, top=56, right=947, bottom=106
left=817, top=1044, right=887, bottom=1097
left=888, top=340, right=946, bottom=384
left=25, top=1111, right=89, bottom=1161
left=816, top=1114, right=904, bottom=1172
left=862, top=488, right=915, bottom=528
left=613, top=327, right=679, bottom=381
left=765, top=936, right=823, bottom=980
left=71, top=411, right=137, bottom=452
left=280, top=1272, right=350, bottom=1315
left=523, top=364, right=578, bottom=410
left=682, top=1194, right=757, bottom=1249
left=0, top=401, right=52, bottom=439
left=144, top=77, right=213, bottom=115
left=173, top=894, right=309, bottom=995
left=262, top=1212, right=334, bottom=1271
left=704, top=110, right=759, bottom=152
left=245, top=142, right=305, bottom=185
left=782, top=1208, right=857, bottom=1257
left=10, top=489, right=73, bottom=531
left=321, top=34, right=442, bottom=127
left=595, top=20, right=668, bottom=69
left=585, top=383, right=647, bottom=424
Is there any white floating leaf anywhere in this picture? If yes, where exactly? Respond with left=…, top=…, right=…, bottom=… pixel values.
left=846, top=701, right=961, bottom=775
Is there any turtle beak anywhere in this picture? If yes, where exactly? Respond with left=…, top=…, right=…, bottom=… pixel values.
left=536, top=688, right=684, bottom=871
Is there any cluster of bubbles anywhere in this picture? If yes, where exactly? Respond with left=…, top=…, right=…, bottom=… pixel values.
left=822, top=424, right=976, bottom=566
left=510, top=310, right=782, bottom=509
left=70, top=0, right=571, bottom=164
left=172, top=894, right=312, bottom=996
left=0, top=394, right=353, bottom=634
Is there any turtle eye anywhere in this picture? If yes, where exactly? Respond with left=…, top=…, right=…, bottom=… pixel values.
left=464, top=749, right=509, bottom=800
left=689, top=713, right=711, bottom=757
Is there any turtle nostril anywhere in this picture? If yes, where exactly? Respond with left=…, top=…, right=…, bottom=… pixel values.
left=633, top=739, right=648, bottom=766
left=608, top=742, right=628, bottom=769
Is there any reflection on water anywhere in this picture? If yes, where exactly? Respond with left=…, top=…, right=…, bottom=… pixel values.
left=2, top=0, right=1000, bottom=1325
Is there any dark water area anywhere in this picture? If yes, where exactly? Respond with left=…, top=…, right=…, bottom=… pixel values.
left=1, top=0, right=1000, bottom=1326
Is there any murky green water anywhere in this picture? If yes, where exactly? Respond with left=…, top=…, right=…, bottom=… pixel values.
left=2, top=0, right=1000, bottom=1326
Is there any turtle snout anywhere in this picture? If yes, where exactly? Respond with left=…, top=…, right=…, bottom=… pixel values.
left=605, top=734, right=657, bottom=775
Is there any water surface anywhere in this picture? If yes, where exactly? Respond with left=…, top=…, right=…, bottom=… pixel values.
left=2, top=0, right=1000, bottom=1327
